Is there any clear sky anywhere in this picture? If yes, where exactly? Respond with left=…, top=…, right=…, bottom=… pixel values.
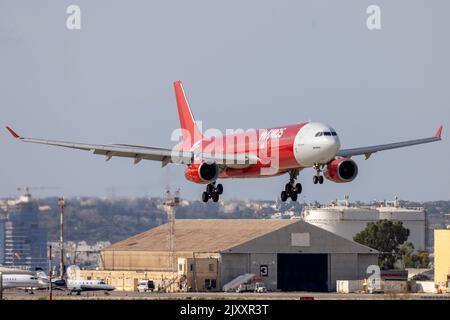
left=1, top=1, right=449, bottom=202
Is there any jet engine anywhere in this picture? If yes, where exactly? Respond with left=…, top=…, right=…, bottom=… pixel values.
left=324, top=158, right=358, bottom=183
left=184, top=161, right=219, bottom=183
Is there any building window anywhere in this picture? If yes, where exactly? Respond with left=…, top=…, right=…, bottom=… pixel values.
left=179, top=264, right=183, bottom=272
left=190, top=264, right=194, bottom=272
left=205, top=279, right=217, bottom=290
left=208, top=263, right=214, bottom=272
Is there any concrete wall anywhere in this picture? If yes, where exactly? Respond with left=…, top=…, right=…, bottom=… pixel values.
left=221, top=252, right=377, bottom=292
left=80, top=270, right=175, bottom=291
left=220, top=253, right=278, bottom=291
left=248, top=253, right=277, bottom=290
left=101, top=250, right=216, bottom=271
left=221, top=253, right=378, bottom=291
left=329, top=253, right=358, bottom=291
left=357, top=254, right=379, bottom=279
left=220, top=253, right=249, bottom=289
left=80, top=258, right=219, bottom=292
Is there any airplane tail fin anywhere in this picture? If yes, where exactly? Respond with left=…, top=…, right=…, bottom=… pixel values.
left=174, top=80, right=203, bottom=150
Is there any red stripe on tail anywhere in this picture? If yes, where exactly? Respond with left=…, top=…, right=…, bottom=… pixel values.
left=174, top=81, right=203, bottom=150
left=6, top=126, right=20, bottom=139
left=436, top=126, right=443, bottom=139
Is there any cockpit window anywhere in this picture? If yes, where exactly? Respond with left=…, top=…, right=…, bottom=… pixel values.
left=316, top=131, right=337, bottom=137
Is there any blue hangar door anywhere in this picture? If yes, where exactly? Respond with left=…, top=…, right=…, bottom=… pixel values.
left=277, top=254, right=328, bottom=292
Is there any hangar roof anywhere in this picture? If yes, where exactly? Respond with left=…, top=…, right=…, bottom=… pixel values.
left=104, top=219, right=295, bottom=252
left=103, top=219, right=377, bottom=254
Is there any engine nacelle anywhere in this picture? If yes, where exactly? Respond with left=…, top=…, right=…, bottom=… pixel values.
left=324, top=158, right=358, bottom=183
left=184, top=161, right=219, bottom=184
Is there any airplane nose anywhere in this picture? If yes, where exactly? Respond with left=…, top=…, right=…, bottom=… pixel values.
left=322, top=137, right=340, bottom=159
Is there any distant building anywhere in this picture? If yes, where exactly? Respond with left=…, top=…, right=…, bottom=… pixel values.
left=301, top=197, right=427, bottom=251
left=0, top=192, right=47, bottom=271
left=0, top=217, right=5, bottom=265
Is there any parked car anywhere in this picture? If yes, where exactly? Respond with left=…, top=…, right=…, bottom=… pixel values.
left=254, top=282, right=267, bottom=293
left=137, top=280, right=155, bottom=293
left=236, top=281, right=267, bottom=293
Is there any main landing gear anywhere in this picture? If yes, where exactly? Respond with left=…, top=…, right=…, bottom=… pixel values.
left=202, top=182, right=223, bottom=203
left=313, top=163, right=324, bottom=185
left=280, top=169, right=302, bottom=202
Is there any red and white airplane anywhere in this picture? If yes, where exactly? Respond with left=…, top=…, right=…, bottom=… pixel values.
left=6, top=81, right=443, bottom=202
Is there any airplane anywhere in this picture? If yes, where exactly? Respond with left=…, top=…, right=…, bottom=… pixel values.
left=6, top=80, right=443, bottom=202
left=65, top=279, right=115, bottom=295
left=0, top=268, right=44, bottom=292
left=34, top=270, right=67, bottom=290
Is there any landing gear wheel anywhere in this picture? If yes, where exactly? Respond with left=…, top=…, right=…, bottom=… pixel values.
left=313, top=176, right=319, bottom=184
left=280, top=191, right=288, bottom=202
left=202, top=192, right=209, bottom=203
left=285, top=183, right=293, bottom=194
left=318, top=176, right=324, bottom=184
left=206, top=184, right=215, bottom=194
left=295, top=183, right=302, bottom=194
left=216, top=184, right=223, bottom=195
left=290, top=192, right=298, bottom=201
left=212, top=193, right=219, bottom=202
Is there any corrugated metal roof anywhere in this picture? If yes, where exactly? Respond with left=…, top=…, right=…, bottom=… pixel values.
left=104, top=219, right=296, bottom=252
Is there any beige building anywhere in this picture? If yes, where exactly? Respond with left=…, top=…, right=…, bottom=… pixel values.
left=434, top=229, right=450, bottom=286
left=81, top=219, right=378, bottom=292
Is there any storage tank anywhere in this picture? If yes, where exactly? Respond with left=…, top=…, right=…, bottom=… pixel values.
left=301, top=196, right=426, bottom=251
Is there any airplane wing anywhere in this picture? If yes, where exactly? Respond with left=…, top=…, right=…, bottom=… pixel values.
left=5, top=127, right=258, bottom=167
left=336, top=126, right=443, bottom=160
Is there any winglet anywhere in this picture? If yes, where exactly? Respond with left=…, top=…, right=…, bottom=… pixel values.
left=6, top=126, right=20, bottom=139
left=435, top=126, right=443, bottom=139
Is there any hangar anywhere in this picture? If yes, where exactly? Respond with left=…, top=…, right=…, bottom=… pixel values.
left=86, top=219, right=378, bottom=292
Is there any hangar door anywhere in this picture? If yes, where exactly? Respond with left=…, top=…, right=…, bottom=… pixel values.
left=277, top=254, right=328, bottom=292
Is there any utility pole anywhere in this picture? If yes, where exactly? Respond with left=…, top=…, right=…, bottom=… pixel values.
left=48, top=245, right=52, bottom=301
left=58, top=197, right=66, bottom=278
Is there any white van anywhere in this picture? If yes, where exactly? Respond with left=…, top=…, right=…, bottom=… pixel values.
left=137, top=280, right=155, bottom=293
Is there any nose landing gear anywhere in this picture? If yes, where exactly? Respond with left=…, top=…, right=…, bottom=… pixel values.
left=281, top=169, right=302, bottom=202
left=202, top=182, right=223, bottom=203
left=313, top=164, right=324, bottom=184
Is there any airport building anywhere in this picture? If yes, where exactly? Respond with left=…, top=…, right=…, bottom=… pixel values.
left=81, top=219, right=378, bottom=292
left=301, top=197, right=428, bottom=251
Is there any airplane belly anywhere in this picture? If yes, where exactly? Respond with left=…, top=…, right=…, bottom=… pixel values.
left=220, top=165, right=289, bottom=178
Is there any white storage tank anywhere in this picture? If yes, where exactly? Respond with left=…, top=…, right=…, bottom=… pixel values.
left=301, top=196, right=426, bottom=251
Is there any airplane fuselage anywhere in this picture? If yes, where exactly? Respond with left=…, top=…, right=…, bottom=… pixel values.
left=67, top=279, right=115, bottom=293
left=186, top=122, right=341, bottom=180
left=1, top=273, right=41, bottom=289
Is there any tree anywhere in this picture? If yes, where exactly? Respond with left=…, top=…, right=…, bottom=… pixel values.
left=399, top=242, right=430, bottom=268
left=353, top=220, right=410, bottom=269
